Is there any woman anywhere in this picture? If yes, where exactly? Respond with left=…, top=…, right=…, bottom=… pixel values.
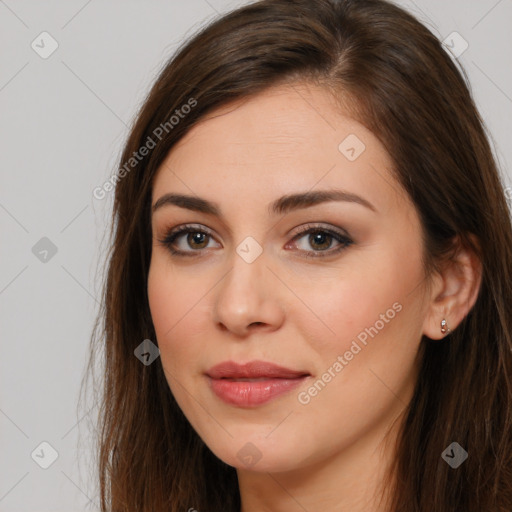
left=84, top=0, right=512, bottom=510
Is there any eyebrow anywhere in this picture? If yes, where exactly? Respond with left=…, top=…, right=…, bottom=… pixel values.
left=152, top=189, right=377, bottom=217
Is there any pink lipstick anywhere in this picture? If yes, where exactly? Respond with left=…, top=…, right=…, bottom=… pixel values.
left=205, top=360, right=310, bottom=407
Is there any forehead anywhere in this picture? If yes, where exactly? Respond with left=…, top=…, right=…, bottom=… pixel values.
left=151, top=83, right=405, bottom=215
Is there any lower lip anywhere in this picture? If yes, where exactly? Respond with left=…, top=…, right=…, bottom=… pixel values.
left=207, top=376, right=308, bottom=407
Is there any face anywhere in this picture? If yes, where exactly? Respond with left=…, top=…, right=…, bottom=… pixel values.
left=147, top=82, right=430, bottom=474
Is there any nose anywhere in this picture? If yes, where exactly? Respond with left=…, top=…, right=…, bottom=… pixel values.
left=212, top=249, right=285, bottom=337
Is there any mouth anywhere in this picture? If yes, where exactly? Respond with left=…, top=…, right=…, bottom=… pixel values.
left=205, top=359, right=310, bottom=380
left=206, top=375, right=310, bottom=407
left=214, top=375, right=309, bottom=381
left=205, top=360, right=311, bottom=407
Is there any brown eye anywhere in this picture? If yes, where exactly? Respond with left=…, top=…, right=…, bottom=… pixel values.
left=307, top=231, right=334, bottom=251
left=186, top=232, right=209, bottom=249
left=157, top=224, right=219, bottom=256
left=157, top=223, right=353, bottom=259
left=289, top=225, right=353, bottom=258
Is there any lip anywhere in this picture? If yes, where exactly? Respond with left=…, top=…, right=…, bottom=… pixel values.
left=205, top=360, right=310, bottom=407
left=206, top=360, right=309, bottom=379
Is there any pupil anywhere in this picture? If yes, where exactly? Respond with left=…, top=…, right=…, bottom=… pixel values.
left=189, top=232, right=207, bottom=248
left=311, top=232, right=330, bottom=250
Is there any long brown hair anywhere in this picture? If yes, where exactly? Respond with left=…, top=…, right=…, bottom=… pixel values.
left=81, top=0, right=512, bottom=510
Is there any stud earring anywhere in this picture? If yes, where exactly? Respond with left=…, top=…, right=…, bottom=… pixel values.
left=440, top=318, right=451, bottom=334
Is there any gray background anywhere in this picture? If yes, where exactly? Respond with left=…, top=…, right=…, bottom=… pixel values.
left=0, top=0, right=510, bottom=510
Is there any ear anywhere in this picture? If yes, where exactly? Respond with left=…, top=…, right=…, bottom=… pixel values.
left=422, top=235, right=483, bottom=340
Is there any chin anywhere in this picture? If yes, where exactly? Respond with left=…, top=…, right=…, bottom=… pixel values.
left=208, top=436, right=306, bottom=474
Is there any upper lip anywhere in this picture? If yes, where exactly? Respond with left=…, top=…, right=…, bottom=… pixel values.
left=206, top=360, right=310, bottom=379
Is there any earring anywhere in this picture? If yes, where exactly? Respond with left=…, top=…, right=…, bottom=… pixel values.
left=440, top=318, right=451, bottom=334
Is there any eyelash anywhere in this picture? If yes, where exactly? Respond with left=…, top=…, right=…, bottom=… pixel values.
left=156, top=223, right=354, bottom=259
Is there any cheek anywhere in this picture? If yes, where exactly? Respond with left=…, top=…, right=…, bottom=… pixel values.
left=148, top=264, right=177, bottom=340
left=148, top=257, right=204, bottom=328
left=147, top=259, right=223, bottom=394
left=294, top=242, right=425, bottom=367
left=147, top=263, right=203, bottom=367
left=289, top=253, right=423, bottom=444
left=292, top=262, right=394, bottom=341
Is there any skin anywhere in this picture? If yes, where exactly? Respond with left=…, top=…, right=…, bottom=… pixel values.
left=147, top=82, right=481, bottom=511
